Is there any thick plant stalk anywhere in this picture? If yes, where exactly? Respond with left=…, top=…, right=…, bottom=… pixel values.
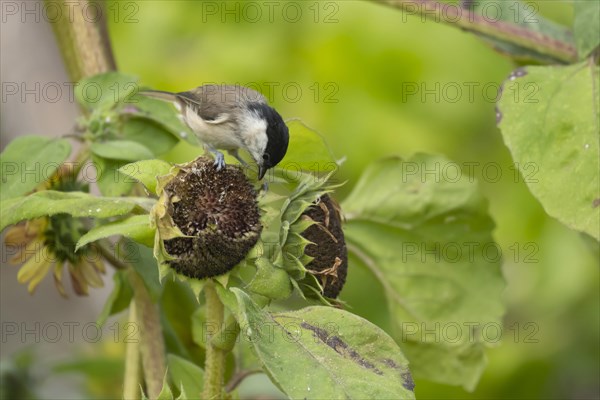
left=45, top=1, right=165, bottom=396
left=123, top=303, right=141, bottom=400
left=130, top=270, right=167, bottom=399
left=45, top=0, right=116, bottom=82
left=202, top=280, right=226, bottom=399
left=373, top=0, right=577, bottom=63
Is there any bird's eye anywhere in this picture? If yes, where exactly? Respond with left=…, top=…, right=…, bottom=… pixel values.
left=262, top=154, right=270, bottom=161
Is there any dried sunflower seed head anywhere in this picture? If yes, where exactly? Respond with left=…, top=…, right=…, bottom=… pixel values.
left=301, top=194, right=348, bottom=298
left=155, top=157, right=262, bottom=280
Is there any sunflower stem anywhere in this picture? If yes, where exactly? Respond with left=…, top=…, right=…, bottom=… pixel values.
left=372, top=0, right=577, bottom=63
left=129, top=270, right=166, bottom=399
left=202, top=280, right=226, bottom=399
left=45, top=0, right=116, bottom=84
left=123, top=303, right=141, bottom=400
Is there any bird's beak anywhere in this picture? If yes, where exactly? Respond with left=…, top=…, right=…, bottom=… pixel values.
left=258, top=165, right=267, bottom=180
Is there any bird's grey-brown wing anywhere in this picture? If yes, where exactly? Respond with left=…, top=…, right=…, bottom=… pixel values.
left=175, top=89, right=225, bottom=123
left=228, top=85, right=267, bottom=104
left=176, top=85, right=266, bottom=124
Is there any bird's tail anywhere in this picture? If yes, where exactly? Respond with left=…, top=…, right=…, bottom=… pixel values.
left=139, top=89, right=178, bottom=102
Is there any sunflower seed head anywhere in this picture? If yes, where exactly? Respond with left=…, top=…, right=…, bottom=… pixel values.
left=155, top=157, right=262, bottom=280
left=301, top=194, right=348, bottom=298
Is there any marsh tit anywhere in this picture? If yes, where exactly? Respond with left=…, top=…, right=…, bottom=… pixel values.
left=141, top=85, right=289, bottom=179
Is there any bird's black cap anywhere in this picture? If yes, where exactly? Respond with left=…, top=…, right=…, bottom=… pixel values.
left=249, top=103, right=289, bottom=179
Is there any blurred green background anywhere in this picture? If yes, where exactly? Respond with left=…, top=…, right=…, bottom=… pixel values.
left=107, top=1, right=598, bottom=398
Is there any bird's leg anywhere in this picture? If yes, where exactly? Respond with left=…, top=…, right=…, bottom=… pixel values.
left=206, top=146, right=226, bottom=171
left=227, top=149, right=249, bottom=167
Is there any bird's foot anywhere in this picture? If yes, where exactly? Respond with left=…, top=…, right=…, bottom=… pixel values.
left=211, top=150, right=226, bottom=171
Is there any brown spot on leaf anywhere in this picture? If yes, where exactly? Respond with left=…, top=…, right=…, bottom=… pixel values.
left=383, top=358, right=414, bottom=391
left=401, top=371, right=415, bottom=391
left=301, top=322, right=383, bottom=375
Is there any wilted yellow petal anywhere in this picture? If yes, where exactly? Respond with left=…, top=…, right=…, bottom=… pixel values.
left=78, top=260, right=104, bottom=288
left=96, top=260, right=107, bottom=274
left=91, top=254, right=107, bottom=274
left=27, top=261, right=54, bottom=294
left=27, top=218, right=47, bottom=233
left=53, top=263, right=68, bottom=298
left=69, top=264, right=88, bottom=296
left=9, top=238, right=44, bottom=265
left=86, top=246, right=106, bottom=274
left=17, top=247, right=49, bottom=283
left=4, top=225, right=28, bottom=245
left=11, top=219, right=47, bottom=241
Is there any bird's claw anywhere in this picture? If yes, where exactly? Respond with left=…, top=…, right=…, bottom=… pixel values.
left=212, top=151, right=226, bottom=171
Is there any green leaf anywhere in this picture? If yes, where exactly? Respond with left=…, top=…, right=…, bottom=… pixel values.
left=167, top=354, right=204, bottom=397
left=76, top=72, right=139, bottom=110
left=234, top=333, right=263, bottom=372
left=160, top=279, right=200, bottom=360
left=215, top=281, right=241, bottom=313
left=92, top=156, right=135, bottom=197
left=119, top=159, right=173, bottom=195
left=122, top=118, right=179, bottom=156
left=157, top=372, right=174, bottom=400
left=161, top=311, right=192, bottom=361
left=574, top=0, right=600, bottom=58
left=122, top=240, right=163, bottom=300
left=53, top=357, right=124, bottom=384
left=231, top=288, right=415, bottom=399
left=464, top=0, right=575, bottom=63
left=0, top=136, right=71, bottom=200
left=126, top=95, right=198, bottom=145
left=190, top=307, right=208, bottom=349
left=77, top=215, right=154, bottom=251
left=246, top=258, right=293, bottom=300
left=498, top=62, right=600, bottom=240
left=91, top=140, right=154, bottom=161
left=97, top=270, right=133, bottom=326
left=0, top=191, right=150, bottom=231
left=277, top=120, right=340, bottom=174
left=176, top=387, right=187, bottom=400
left=342, top=155, right=505, bottom=390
